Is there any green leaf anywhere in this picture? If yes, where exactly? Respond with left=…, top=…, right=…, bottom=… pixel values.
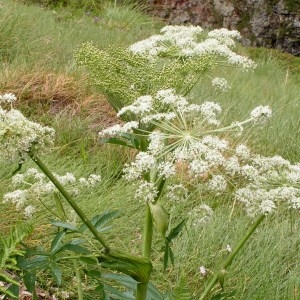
left=19, top=255, right=48, bottom=270
left=80, top=256, right=99, bottom=265
left=23, top=271, right=36, bottom=294
left=84, top=269, right=102, bottom=278
left=163, top=242, right=174, bottom=271
left=101, top=273, right=164, bottom=300
left=51, top=230, right=66, bottom=253
left=104, top=284, right=135, bottom=300
left=95, top=283, right=110, bottom=300
left=167, top=277, right=193, bottom=300
left=53, top=193, right=67, bottom=220
left=62, top=243, right=90, bottom=254
left=0, top=272, right=19, bottom=286
left=102, top=273, right=136, bottom=290
left=78, top=210, right=120, bottom=233
left=147, top=282, right=164, bottom=300
left=50, top=220, right=78, bottom=232
left=2, top=283, right=19, bottom=299
left=167, top=219, right=186, bottom=242
left=94, top=210, right=121, bottom=231
left=49, top=261, right=62, bottom=286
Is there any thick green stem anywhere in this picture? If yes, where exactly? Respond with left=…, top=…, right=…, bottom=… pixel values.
left=29, top=153, right=110, bottom=252
left=136, top=283, right=148, bottom=300
left=74, top=260, right=84, bottom=300
left=142, top=204, right=153, bottom=259
left=136, top=205, right=153, bottom=300
left=199, top=214, right=266, bottom=300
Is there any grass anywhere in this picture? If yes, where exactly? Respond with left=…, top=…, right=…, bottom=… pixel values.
left=0, top=0, right=300, bottom=299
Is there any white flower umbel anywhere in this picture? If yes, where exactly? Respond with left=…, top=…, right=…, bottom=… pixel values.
left=128, top=25, right=256, bottom=70
left=134, top=180, right=158, bottom=203
left=101, top=89, right=300, bottom=220
left=100, top=90, right=276, bottom=207
left=0, top=95, right=55, bottom=162
left=99, top=121, right=139, bottom=137
left=250, top=105, right=272, bottom=124
left=211, top=77, right=230, bottom=92
left=188, top=204, right=213, bottom=226
left=0, top=93, right=17, bottom=103
left=3, top=168, right=102, bottom=218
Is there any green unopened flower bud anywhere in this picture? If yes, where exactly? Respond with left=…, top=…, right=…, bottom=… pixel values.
left=218, top=269, right=226, bottom=289
left=149, top=203, right=169, bottom=237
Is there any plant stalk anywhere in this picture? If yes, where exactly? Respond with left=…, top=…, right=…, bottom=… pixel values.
left=29, top=153, right=110, bottom=252
left=136, top=204, right=153, bottom=300
left=199, top=214, right=266, bottom=300
left=142, top=204, right=153, bottom=259
left=136, top=282, right=148, bottom=300
left=74, top=260, right=84, bottom=300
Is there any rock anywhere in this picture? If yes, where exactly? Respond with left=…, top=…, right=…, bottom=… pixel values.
left=147, top=0, right=300, bottom=56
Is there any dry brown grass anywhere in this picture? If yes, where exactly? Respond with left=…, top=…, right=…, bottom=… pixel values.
left=0, top=69, right=118, bottom=127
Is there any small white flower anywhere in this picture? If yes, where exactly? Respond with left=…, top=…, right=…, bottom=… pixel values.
left=260, top=200, right=276, bottom=214
left=199, top=102, right=222, bottom=125
left=0, top=93, right=17, bottom=103
left=235, top=144, right=251, bottom=160
left=250, top=106, right=272, bottom=124
left=199, top=266, right=207, bottom=276
left=157, top=161, right=176, bottom=179
left=226, top=244, right=232, bottom=252
left=166, top=184, right=188, bottom=202
left=211, top=77, right=230, bottom=92
left=134, top=181, right=158, bottom=203
left=24, top=205, right=35, bottom=219
left=206, top=175, right=227, bottom=194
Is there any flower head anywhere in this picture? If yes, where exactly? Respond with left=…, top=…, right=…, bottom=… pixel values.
left=0, top=96, right=55, bottom=162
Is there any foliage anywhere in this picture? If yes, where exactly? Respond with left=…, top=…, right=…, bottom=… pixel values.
left=0, top=224, right=33, bottom=298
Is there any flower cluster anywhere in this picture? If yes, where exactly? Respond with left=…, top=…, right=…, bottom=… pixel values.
left=211, top=77, right=230, bottom=92
left=3, top=168, right=101, bottom=219
left=0, top=94, right=55, bottom=162
left=98, top=89, right=287, bottom=216
left=129, top=26, right=256, bottom=70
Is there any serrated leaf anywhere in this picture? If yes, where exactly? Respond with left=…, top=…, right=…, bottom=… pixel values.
left=19, top=255, right=48, bottom=270
left=147, top=282, right=164, bottom=300
left=84, top=269, right=102, bottom=278
left=95, top=282, right=110, bottom=300
left=2, top=283, right=19, bottom=299
left=51, top=231, right=66, bottom=253
left=62, top=243, right=90, bottom=254
left=101, top=273, right=163, bottom=300
left=79, top=256, right=98, bottom=265
left=0, top=272, right=19, bottom=286
left=167, top=219, right=186, bottom=242
left=163, top=242, right=175, bottom=271
left=50, top=220, right=78, bottom=232
left=53, top=193, right=67, bottom=220
left=78, top=210, right=120, bottom=233
left=104, top=284, right=135, bottom=300
left=49, top=261, right=62, bottom=286
left=168, top=277, right=193, bottom=300
left=23, top=271, right=36, bottom=294
left=102, top=273, right=136, bottom=290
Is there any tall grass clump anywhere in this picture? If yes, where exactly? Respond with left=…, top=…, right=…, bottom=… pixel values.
left=1, top=23, right=300, bottom=300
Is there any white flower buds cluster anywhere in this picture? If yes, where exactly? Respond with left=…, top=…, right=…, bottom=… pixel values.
left=0, top=93, right=55, bottom=162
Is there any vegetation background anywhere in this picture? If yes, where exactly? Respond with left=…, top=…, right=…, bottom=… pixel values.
left=0, top=0, right=300, bottom=299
